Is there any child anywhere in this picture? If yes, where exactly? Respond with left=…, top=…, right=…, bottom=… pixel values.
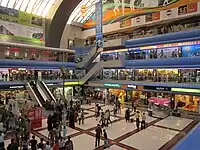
left=103, top=129, right=109, bottom=148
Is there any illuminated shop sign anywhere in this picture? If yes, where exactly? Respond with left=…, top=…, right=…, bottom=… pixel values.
left=64, top=82, right=79, bottom=86
left=104, top=83, right=121, bottom=88
left=127, top=84, right=136, bottom=89
left=9, top=86, right=25, bottom=89
left=144, top=86, right=171, bottom=91
left=171, top=88, right=200, bottom=93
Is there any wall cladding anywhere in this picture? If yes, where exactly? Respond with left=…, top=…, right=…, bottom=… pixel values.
left=46, top=0, right=82, bottom=48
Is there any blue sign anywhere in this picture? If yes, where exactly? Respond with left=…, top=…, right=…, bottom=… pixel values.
left=182, top=45, right=200, bottom=57
left=95, top=0, right=103, bottom=51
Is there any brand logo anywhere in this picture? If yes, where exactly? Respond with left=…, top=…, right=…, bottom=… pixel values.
left=127, top=85, right=136, bottom=89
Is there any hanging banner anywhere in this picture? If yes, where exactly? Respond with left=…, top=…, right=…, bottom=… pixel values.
left=95, top=0, right=103, bottom=52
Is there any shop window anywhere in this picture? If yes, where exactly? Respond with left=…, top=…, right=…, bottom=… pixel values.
left=36, top=54, right=40, bottom=59
left=14, top=52, right=19, bottom=57
left=24, top=52, right=28, bottom=58
left=5, top=50, right=10, bottom=56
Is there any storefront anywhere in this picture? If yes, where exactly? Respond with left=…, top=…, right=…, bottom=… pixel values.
left=171, top=88, right=200, bottom=112
left=47, top=82, right=79, bottom=100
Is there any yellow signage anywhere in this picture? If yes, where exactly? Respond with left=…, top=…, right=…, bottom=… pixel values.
left=64, top=82, right=79, bottom=86
left=171, top=88, right=200, bottom=93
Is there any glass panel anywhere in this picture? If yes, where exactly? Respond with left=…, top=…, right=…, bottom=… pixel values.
left=1, top=0, right=9, bottom=7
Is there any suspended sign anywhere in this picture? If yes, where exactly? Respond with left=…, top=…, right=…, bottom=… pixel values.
left=95, top=0, right=103, bottom=52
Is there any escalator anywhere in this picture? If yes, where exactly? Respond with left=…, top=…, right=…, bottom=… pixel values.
left=79, top=59, right=125, bottom=85
left=29, top=82, right=46, bottom=107
left=26, top=82, right=42, bottom=107
left=39, top=81, right=56, bottom=102
left=79, top=61, right=104, bottom=85
left=76, top=46, right=101, bottom=69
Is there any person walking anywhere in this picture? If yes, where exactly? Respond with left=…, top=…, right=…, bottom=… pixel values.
left=53, top=140, right=60, bottom=150
left=95, top=124, right=102, bottom=148
left=99, top=112, right=105, bottom=128
left=7, top=139, right=18, bottom=150
left=81, top=110, right=84, bottom=124
left=44, top=141, right=51, bottom=150
left=113, top=103, right=117, bottom=116
left=78, top=111, right=82, bottom=125
left=141, top=112, right=146, bottom=130
left=132, top=101, right=137, bottom=112
left=125, top=108, right=130, bottom=122
left=22, top=138, right=28, bottom=150
left=48, top=129, right=56, bottom=146
left=107, top=109, right=112, bottom=125
left=59, top=137, right=65, bottom=150
left=38, top=138, right=45, bottom=150
left=47, top=115, right=53, bottom=132
left=104, top=110, right=109, bottom=126
left=136, top=111, right=140, bottom=130
left=118, top=101, right=122, bottom=114
left=103, top=129, right=109, bottom=148
left=65, top=136, right=73, bottom=150
left=29, top=135, right=37, bottom=150
left=0, top=132, right=4, bottom=150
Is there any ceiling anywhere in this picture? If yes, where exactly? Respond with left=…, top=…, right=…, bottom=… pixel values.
left=67, top=0, right=107, bottom=25
left=67, top=0, right=192, bottom=29
left=0, top=0, right=57, bottom=17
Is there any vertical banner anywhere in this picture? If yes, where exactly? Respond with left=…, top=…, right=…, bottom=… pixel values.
left=95, top=0, right=103, bottom=52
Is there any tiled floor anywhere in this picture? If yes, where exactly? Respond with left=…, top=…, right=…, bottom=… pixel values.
left=90, top=104, right=113, bottom=112
left=76, top=115, right=119, bottom=130
left=121, top=126, right=179, bottom=150
left=155, top=116, right=193, bottom=130
left=38, top=127, right=79, bottom=137
left=72, top=133, right=103, bottom=150
left=81, top=103, right=104, bottom=110
left=91, top=120, right=136, bottom=140
left=4, top=103, right=197, bottom=150
left=105, top=145, right=126, bottom=150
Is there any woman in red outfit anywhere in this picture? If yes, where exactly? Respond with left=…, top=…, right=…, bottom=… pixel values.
left=53, top=140, right=60, bottom=150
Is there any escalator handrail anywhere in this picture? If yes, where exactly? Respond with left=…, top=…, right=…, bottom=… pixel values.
left=27, top=82, right=42, bottom=107
left=32, top=84, right=45, bottom=105
left=41, top=81, right=56, bottom=102
left=36, top=83, right=48, bottom=102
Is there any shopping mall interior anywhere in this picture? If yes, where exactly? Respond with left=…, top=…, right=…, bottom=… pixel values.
left=0, top=0, right=200, bottom=150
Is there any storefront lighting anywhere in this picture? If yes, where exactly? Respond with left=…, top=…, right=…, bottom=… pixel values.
left=127, top=85, right=136, bottom=89
left=171, top=88, right=200, bottom=93
left=64, top=82, right=79, bottom=86
left=104, top=83, right=121, bottom=88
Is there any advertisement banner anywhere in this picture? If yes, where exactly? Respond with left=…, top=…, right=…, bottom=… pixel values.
left=133, top=15, right=145, bottom=26
left=145, top=12, right=160, bottom=22
left=0, top=6, right=43, bottom=28
left=178, top=2, right=197, bottom=15
left=120, top=19, right=132, bottom=28
left=157, top=47, right=181, bottom=59
left=95, top=0, right=103, bottom=52
left=182, top=45, right=200, bottom=57
left=0, top=20, right=43, bottom=44
left=160, top=8, right=178, bottom=20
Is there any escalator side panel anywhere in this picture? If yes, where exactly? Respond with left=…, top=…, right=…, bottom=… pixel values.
left=26, top=82, right=42, bottom=107
left=40, top=81, right=56, bottom=102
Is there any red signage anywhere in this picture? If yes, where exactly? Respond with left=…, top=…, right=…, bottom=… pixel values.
left=28, top=107, right=42, bottom=129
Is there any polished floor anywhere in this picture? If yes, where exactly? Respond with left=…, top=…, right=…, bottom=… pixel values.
left=4, top=103, right=198, bottom=150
